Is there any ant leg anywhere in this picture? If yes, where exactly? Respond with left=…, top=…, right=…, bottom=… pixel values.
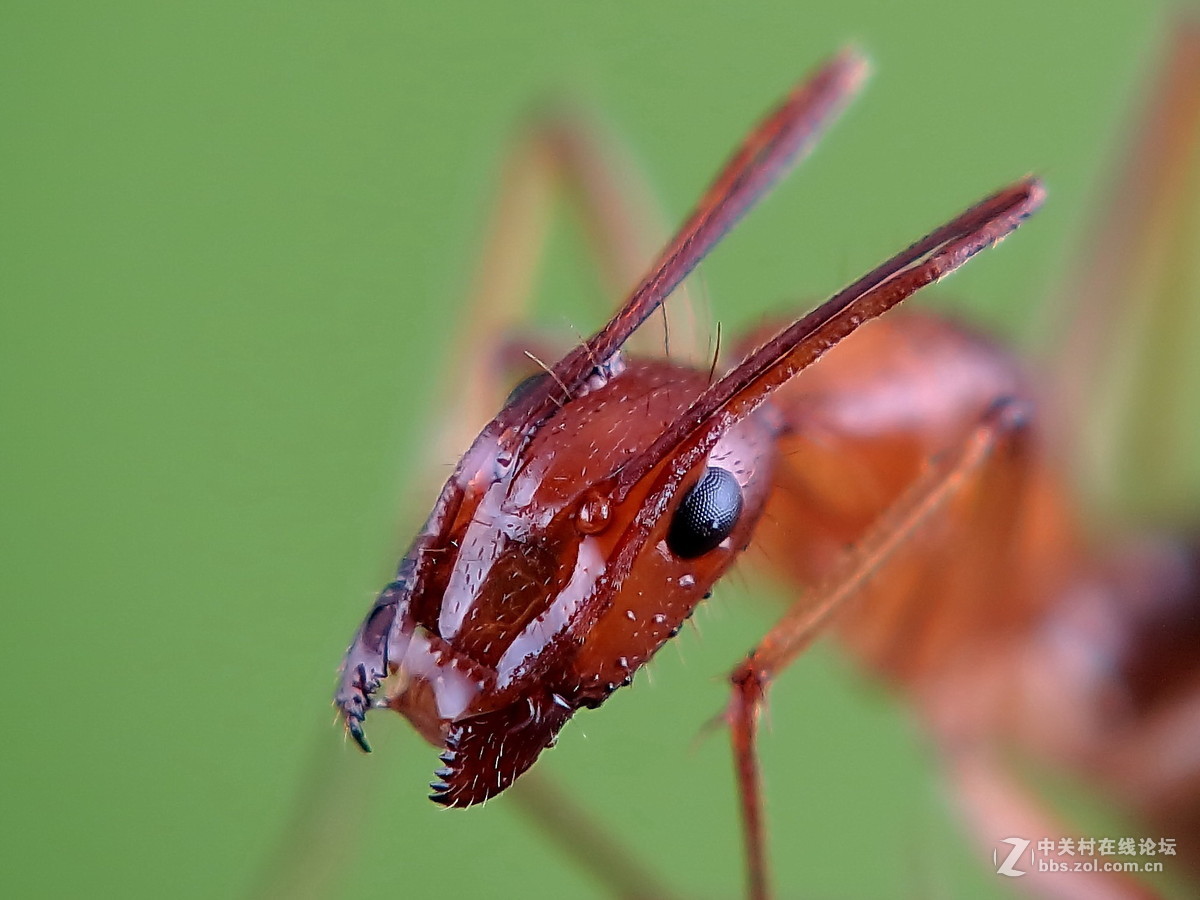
left=945, top=752, right=1158, bottom=900
left=1047, top=19, right=1200, bottom=518
left=726, top=398, right=1031, bottom=900
left=509, top=769, right=684, bottom=900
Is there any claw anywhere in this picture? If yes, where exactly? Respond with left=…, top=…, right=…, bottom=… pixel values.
left=334, top=659, right=378, bottom=754
left=346, top=716, right=372, bottom=753
left=332, top=581, right=417, bottom=757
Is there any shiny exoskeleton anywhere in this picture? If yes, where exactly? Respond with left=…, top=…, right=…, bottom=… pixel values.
left=331, top=36, right=1200, bottom=900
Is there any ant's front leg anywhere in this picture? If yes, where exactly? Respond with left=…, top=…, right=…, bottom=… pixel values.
left=727, top=397, right=1032, bottom=900
left=1048, top=19, right=1200, bottom=519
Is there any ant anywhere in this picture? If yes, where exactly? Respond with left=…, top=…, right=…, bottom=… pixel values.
left=327, top=31, right=1200, bottom=900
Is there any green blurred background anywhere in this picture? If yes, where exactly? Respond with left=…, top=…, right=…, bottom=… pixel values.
left=2, top=2, right=1194, bottom=898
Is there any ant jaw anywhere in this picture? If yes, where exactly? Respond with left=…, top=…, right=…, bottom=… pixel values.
left=427, top=692, right=575, bottom=808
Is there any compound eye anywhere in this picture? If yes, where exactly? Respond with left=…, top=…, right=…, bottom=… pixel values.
left=666, top=467, right=743, bottom=559
left=503, top=372, right=548, bottom=408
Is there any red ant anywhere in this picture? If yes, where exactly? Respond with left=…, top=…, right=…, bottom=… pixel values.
left=329, top=31, right=1200, bottom=900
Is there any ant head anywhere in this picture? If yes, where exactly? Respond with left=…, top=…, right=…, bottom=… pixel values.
left=354, top=352, right=778, bottom=807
